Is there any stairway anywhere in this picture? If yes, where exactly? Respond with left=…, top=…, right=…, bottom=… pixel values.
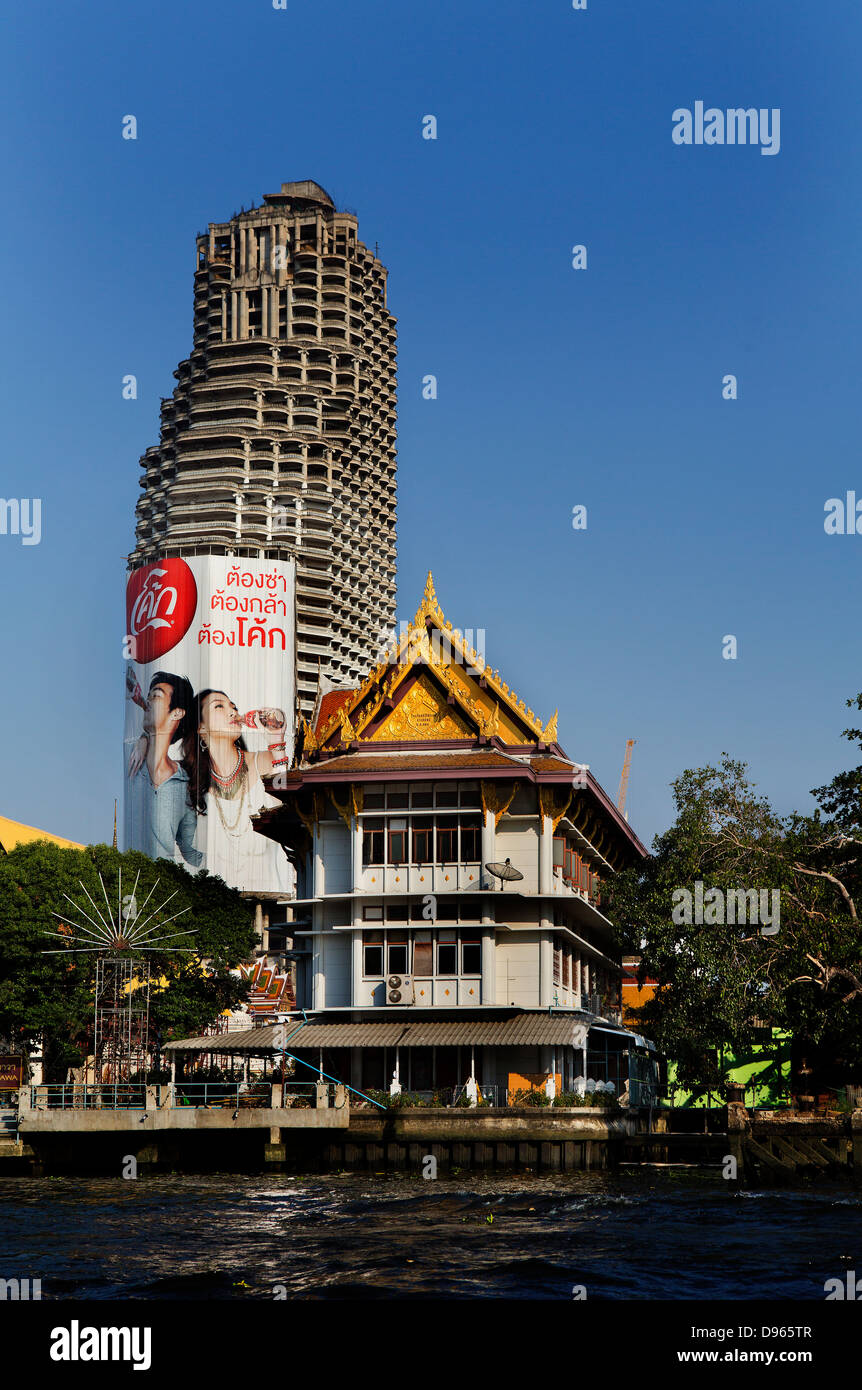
left=0, top=1107, right=18, bottom=1148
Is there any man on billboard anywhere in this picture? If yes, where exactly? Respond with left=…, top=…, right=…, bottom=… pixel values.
left=126, top=670, right=202, bottom=868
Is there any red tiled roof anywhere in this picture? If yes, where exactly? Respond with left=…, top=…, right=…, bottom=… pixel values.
left=315, top=689, right=355, bottom=734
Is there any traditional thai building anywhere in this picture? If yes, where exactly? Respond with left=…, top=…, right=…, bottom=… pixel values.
left=256, top=575, right=656, bottom=1104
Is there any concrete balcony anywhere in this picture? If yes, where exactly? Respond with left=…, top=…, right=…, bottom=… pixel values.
left=360, top=864, right=483, bottom=895
left=356, top=978, right=483, bottom=1008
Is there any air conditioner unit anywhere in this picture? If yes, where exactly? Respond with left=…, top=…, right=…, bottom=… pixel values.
left=386, top=974, right=414, bottom=1005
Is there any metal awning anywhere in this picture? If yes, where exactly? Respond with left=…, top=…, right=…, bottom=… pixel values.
left=163, top=1023, right=301, bottom=1055
left=275, top=1014, right=589, bottom=1049
left=589, top=1022, right=656, bottom=1050
left=163, top=1014, right=590, bottom=1053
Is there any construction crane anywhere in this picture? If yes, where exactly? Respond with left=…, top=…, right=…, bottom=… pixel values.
left=617, top=739, right=636, bottom=818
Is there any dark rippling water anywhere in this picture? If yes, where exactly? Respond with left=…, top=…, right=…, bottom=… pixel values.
left=0, top=1171, right=860, bottom=1299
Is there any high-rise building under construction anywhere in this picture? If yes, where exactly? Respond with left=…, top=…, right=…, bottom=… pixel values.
left=129, top=180, right=397, bottom=715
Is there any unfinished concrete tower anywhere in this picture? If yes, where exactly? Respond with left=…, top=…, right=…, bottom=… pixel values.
left=129, top=180, right=397, bottom=714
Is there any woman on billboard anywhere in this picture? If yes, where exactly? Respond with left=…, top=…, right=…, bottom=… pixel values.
left=183, top=690, right=293, bottom=895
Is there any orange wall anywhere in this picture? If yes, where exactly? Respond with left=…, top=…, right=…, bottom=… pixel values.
left=622, top=981, right=656, bottom=1027
left=508, top=1072, right=562, bottom=1093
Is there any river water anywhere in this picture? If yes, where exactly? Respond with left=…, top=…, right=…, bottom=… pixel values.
left=0, top=1170, right=859, bottom=1300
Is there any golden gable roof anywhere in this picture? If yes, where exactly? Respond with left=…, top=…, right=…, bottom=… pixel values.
left=302, top=572, right=558, bottom=755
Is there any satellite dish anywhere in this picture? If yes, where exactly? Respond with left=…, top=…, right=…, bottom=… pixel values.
left=485, top=858, right=524, bottom=890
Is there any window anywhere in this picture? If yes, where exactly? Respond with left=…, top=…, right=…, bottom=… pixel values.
left=388, top=818, right=407, bottom=865
left=387, top=789, right=409, bottom=809
left=362, top=904, right=383, bottom=922
left=437, top=824, right=457, bottom=862
left=460, top=817, right=482, bottom=861
left=562, top=949, right=571, bottom=990
left=412, top=816, right=433, bottom=863
left=363, top=818, right=384, bottom=865
left=436, top=786, right=458, bottom=808
left=461, top=935, right=481, bottom=976
left=388, top=932, right=408, bottom=974
left=362, top=808, right=487, bottom=867
left=411, top=787, right=433, bottom=808
left=363, top=930, right=383, bottom=976
left=414, top=935, right=433, bottom=976
left=553, top=942, right=562, bottom=986
left=437, top=930, right=457, bottom=976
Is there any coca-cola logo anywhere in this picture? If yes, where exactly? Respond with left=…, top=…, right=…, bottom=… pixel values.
left=126, top=559, right=197, bottom=662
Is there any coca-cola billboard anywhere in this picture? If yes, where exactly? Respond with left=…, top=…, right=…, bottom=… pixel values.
left=123, top=555, right=296, bottom=896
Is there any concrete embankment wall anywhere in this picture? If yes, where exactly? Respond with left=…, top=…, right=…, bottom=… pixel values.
left=275, top=1107, right=649, bottom=1174
left=4, top=1105, right=860, bottom=1179
left=0, top=1107, right=642, bottom=1176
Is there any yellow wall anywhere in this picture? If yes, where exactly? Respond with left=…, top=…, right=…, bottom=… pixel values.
left=0, top=815, right=84, bottom=853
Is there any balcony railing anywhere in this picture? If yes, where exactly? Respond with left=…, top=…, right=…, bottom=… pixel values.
left=24, top=1081, right=339, bottom=1111
left=28, top=1084, right=148, bottom=1110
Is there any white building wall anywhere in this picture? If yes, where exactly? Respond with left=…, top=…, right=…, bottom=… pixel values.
left=322, top=933, right=351, bottom=1007
left=494, top=822, right=539, bottom=891
left=318, top=822, right=351, bottom=895
left=495, top=931, right=541, bottom=1007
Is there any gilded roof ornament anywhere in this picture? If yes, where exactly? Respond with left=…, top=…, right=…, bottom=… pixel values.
left=542, top=710, right=559, bottom=742
left=339, top=708, right=357, bottom=743
left=484, top=702, right=500, bottom=737
left=414, top=570, right=443, bottom=626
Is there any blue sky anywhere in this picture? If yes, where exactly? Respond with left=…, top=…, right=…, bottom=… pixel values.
left=1, top=0, right=860, bottom=849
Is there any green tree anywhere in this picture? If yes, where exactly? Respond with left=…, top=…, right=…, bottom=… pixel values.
left=0, top=842, right=256, bottom=1081
left=610, top=725, right=862, bottom=1096
left=811, top=692, right=862, bottom=832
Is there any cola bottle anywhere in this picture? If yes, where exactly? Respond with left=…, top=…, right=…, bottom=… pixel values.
left=241, top=708, right=286, bottom=734
left=126, top=666, right=145, bottom=709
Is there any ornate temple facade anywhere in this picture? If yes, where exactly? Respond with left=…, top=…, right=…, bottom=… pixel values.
left=257, top=576, right=656, bottom=1103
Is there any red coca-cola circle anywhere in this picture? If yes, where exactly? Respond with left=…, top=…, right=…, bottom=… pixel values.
left=126, top=559, right=198, bottom=663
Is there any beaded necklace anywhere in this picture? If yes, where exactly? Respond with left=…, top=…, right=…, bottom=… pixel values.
left=209, top=748, right=245, bottom=797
